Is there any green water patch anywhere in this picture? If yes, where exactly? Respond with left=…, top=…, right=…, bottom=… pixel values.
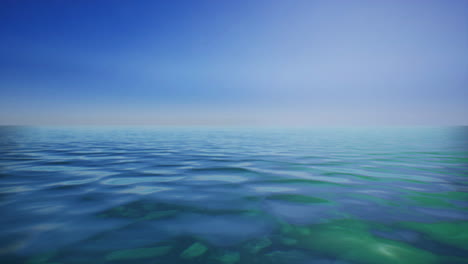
left=26, top=251, right=59, bottom=264
left=105, top=245, right=172, bottom=261
left=437, top=156, right=468, bottom=164
left=262, top=178, right=344, bottom=186
left=406, top=194, right=454, bottom=208
left=431, top=191, right=468, bottom=201
left=404, top=191, right=468, bottom=209
left=400, top=221, right=468, bottom=251
left=280, top=221, right=312, bottom=237
left=280, top=237, right=298, bottom=246
left=267, top=194, right=329, bottom=204
left=213, top=251, right=240, bottom=264
left=180, top=242, right=208, bottom=259
left=281, top=219, right=439, bottom=264
left=245, top=237, right=272, bottom=254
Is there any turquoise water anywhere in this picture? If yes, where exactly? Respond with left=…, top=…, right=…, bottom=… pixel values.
left=0, top=126, right=467, bottom=264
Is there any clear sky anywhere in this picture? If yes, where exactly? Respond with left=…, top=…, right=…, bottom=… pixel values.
left=1, top=0, right=467, bottom=126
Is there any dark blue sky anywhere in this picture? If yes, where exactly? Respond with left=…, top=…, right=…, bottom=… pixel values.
left=1, top=0, right=467, bottom=125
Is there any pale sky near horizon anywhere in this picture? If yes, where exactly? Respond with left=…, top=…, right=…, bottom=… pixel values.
left=1, top=0, right=467, bottom=126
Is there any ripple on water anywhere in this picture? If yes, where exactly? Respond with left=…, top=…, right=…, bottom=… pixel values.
left=102, top=176, right=185, bottom=185
left=118, top=186, right=173, bottom=195
left=1, top=127, right=468, bottom=264
left=191, top=174, right=248, bottom=183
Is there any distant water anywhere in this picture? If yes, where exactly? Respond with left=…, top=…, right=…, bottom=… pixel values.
left=0, top=126, right=467, bottom=264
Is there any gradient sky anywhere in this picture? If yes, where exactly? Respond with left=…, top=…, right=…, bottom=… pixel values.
left=1, top=0, right=467, bottom=126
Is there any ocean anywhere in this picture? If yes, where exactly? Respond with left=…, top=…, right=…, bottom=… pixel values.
left=0, top=126, right=467, bottom=264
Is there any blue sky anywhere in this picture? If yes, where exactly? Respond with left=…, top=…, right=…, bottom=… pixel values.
left=1, top=0, right=467, bottom=126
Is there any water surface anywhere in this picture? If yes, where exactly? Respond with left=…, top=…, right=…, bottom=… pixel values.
left=1, top=126, right=467, bottom=264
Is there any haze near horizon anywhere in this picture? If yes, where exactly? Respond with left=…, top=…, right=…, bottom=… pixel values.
left=1, top=0, right=467, bottom=126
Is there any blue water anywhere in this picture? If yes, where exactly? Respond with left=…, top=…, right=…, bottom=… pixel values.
left=0, top=126, right=467, bottom=264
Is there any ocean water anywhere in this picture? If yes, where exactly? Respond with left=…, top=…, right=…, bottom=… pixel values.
left=0, top=126, right=467, bottom=264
